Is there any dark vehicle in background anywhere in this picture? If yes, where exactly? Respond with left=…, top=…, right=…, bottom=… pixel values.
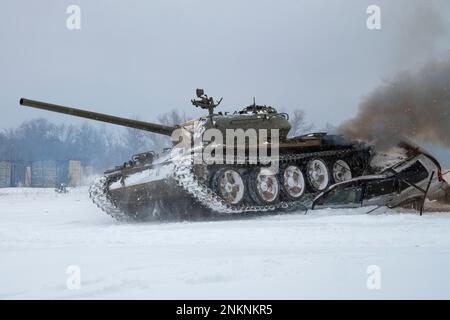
left=312, top=153, right=449, bottom=211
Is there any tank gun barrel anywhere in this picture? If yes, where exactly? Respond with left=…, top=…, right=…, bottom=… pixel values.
left=19, top=98, right=176, bottom=136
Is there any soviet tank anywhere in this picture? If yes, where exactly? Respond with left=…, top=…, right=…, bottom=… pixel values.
left=19, top=90, right=372, bottom=220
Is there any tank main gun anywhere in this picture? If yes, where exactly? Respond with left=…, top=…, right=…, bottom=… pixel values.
left=19, top=98, right=176, bottom=136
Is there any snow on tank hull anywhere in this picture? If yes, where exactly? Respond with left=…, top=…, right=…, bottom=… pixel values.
left=89, top=151, right=203, bottom=220
left=89, top=136, right=373, bottom=221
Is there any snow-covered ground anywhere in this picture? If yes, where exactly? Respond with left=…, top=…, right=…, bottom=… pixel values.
left=1, top=187, right=450, bottom=299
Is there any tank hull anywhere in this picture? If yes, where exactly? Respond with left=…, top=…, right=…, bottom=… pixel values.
left=89, top=138, right=372, bottom=220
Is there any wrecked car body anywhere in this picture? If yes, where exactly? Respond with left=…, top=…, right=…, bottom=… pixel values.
left=312, top=152, right=450, bottom=212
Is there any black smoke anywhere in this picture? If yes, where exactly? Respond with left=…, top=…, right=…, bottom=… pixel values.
left=340, top=57, right=450, bottom=149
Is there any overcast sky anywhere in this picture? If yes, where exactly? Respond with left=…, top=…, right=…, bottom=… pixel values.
left=1, top=0, right=450, bottom=131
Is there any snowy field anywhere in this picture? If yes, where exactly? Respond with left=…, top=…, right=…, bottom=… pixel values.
left=1, top=187, right=450, bottom=299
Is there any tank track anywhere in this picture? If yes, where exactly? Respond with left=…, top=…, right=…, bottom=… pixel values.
left=173, top=148, right=357, bottom=214
left=89, top=147, right=364, bottom=219
left=89, top=176, right=128, bottom=220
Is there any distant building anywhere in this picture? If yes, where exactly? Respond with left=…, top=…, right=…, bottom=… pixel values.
left=68, top=160, right=82, bottom=187
left=0, top=161, right=12, bottom=187
left=25, top=166, right=31, bottom=187
left=11, top=161, right=31, bottom=187
left=31, top=160, right=57, bottom=187
left=0, top=159, right=85, bottom=188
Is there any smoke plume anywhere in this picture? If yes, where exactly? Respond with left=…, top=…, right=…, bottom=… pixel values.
left=393, top=0, right=446, bottom=69
left=341, top=1, right=450, bottom=149
left=340, top=57, right=450, bottom=149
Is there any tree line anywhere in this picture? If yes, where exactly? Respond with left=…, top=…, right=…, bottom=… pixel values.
left=0, top=108, right=313, bottom=172
left=0, top=110, right=188, bottom=172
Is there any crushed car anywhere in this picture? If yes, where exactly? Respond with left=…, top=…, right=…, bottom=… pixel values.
left=312, top=148, right=450, bottom=213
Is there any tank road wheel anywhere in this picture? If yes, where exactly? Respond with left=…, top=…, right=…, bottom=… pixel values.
left=280, top=165, right=306, bottom=200
left=306, top=159, right=330, bottom=192
left=249, top=169, right=280, bottom=205
left=213, top=169, right=245, bottom=205
left=332, top=160, right=352, bottom=183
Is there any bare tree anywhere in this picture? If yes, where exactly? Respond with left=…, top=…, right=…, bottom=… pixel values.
left=123, top=126, right=153, bottom=154
left=323, top=122, right=337, bottom=134
left=0, top=109, right=192, bottom=172
left=288, top=109, right=313, bottom=138
left=147, top=109, right=191, bottom=152
left=157, top=109, right=187, bottom=126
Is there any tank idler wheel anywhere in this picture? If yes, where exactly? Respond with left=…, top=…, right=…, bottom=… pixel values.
left=306, top=158, right=330, bottom=192
left=332, top=159, right=352, bottom=183
left=248, top=168, right=280, bottom=205
left=279, top=165, right=306, bottom=200
left=212, top=168, right=246, bottom=205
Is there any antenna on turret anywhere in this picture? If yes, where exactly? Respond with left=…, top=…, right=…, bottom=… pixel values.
left=252, top=96, right=256, bottom=113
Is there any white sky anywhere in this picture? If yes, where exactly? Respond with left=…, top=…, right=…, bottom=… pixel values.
left=1, top=0, right=449, bottom=131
